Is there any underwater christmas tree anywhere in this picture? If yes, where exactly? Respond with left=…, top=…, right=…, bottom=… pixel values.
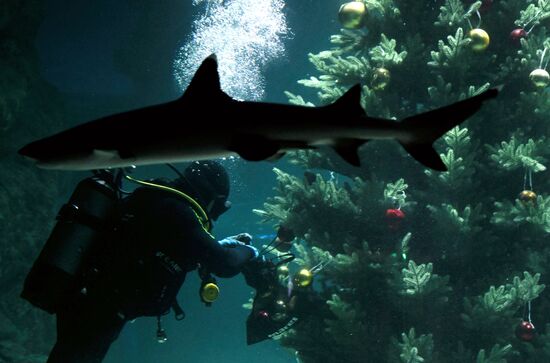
left=254, top=0, right=550, bottom=362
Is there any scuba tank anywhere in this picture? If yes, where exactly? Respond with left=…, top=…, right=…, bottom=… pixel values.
left=21, top=175, right=118, bottom=314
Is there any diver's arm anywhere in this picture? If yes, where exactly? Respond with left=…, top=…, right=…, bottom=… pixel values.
left=178, top=207, right=258, bottom=277
left=196, top=234, right=258, bottom=278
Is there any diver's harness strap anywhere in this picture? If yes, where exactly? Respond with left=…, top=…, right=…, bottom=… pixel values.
left=172, top=300, right=186, bottom=320
left=123, top=174, right=217, bottom=287
left=123, top=174, right=218, bottom=300
left=123, top=173, right=219, bottom=341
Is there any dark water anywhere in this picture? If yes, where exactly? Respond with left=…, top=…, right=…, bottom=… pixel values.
left=33, top=0, right=335, bottom=361
left=20, top=0, right=549, bottom=362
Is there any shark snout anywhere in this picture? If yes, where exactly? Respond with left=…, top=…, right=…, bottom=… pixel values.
left=18, top=141, right=42, bottom=160
left=18, top=136, right=75, bottom=163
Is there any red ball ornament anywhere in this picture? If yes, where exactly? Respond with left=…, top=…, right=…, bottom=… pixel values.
left=257, top=310, right=270, bottom=320
left=515, top=320, right=536, bottom=342
left=510, top=28, right=527, bottom=44
left=385, top=208, right=405, bottom=230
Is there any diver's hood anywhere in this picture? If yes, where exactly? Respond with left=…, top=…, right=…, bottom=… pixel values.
left=170, top=176, right=230, bottom=221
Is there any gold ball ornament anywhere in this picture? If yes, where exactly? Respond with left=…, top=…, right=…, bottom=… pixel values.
left=468, top=28, right=490, bottom=52
left=529, top=69, right=550, bottom=88
left=338, top=1, right=367, bottom=29
left=200, top=282, right=220, bottom=303
left=371, top=68, right=390, bottom=90
left=519, top=190, right=537, bottom=204
left=293, top=268, right=313, bottom=288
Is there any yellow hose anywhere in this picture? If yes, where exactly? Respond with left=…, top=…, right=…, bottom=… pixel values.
left=124, top=174, right=212, bottom=233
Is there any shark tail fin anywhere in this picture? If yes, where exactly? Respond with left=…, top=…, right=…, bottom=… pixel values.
left=181, top=54, right=231, bottom=101
left=398, top=87, right=498, bottom=171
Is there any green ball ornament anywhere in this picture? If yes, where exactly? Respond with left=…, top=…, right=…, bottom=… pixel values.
left=338, top=1, right=367, bottom=29
left=529, top=69, right=550, bottom=88
left=468, top=28, right=490, bottom=52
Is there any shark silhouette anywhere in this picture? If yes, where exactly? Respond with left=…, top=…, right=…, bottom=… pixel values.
left=19, top=54, right=498, bottom=171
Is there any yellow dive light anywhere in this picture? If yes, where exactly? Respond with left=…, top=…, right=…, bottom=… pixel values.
left=200, top=282, right=220, bottom=303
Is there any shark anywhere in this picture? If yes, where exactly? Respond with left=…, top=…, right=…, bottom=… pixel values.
left=19, top=54, right=498, bottom=171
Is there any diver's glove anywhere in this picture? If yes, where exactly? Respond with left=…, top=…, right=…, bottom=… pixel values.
left=225, top=233, right=253, bottom=245
left=219, top=235, right=259, bottom=259
left=219, top=236, right=243, bottom=247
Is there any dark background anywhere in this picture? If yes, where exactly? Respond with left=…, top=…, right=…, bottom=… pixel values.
left=34, top=0, right=338, bottom=361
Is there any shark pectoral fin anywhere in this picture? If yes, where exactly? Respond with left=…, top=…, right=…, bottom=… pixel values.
left=332, top=139, right=367, bottom=167
left=230, top=135, right=281, bottom=161
left=399, top=142, right=446, bottom=171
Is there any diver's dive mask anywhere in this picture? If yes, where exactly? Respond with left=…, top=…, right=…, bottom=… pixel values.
left=170, top=161, right=231, bottom=221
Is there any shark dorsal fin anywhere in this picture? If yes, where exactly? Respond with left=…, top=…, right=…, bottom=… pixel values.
left=182, top=54, right=224, bottom=100
left=328, top=84, right=365, bottom=117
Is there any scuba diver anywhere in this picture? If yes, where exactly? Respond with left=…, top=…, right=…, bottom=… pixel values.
left=21, top=160, right=293, bottom=363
